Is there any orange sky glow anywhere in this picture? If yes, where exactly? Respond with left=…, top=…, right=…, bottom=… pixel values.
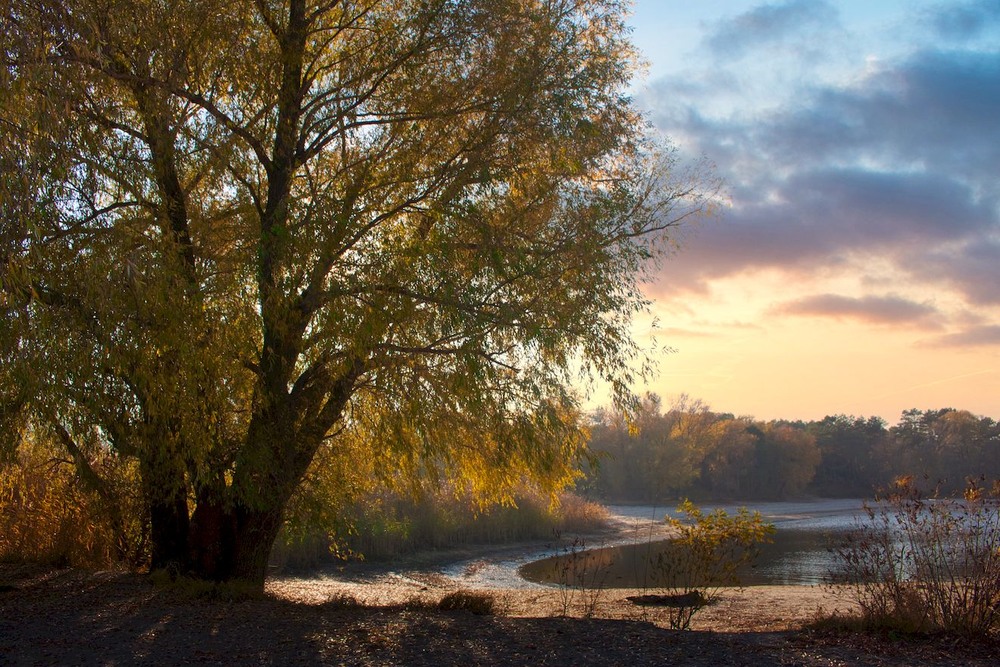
left=615, top=0, right=1000, bottom=424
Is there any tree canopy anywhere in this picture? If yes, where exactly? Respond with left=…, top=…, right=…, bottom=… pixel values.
left=0, top=0, right=714, bottom=583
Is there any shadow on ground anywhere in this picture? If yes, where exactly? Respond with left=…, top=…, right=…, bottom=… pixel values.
left=0, top=566, right=994, bottom=667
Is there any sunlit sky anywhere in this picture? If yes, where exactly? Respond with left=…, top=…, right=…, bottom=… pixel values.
left=617, top=0, right=1000, bottom=423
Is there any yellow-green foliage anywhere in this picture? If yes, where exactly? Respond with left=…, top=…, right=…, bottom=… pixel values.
left=4, top=0, right=715, bottom=584
left=272, top=398, right=603, bottom=569
left=0, top=435, right=145, bottom=568
left=652, top=501, right=775, bottom=629
left=273, top=486, right=609, bottom=570
left=663, top=501, right=776, bottom=589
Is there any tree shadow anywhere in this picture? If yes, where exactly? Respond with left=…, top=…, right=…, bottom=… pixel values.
left=3, top=566, right=995, bottom=666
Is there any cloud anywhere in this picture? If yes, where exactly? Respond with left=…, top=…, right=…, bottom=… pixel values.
left=643, top=46, right=1000, bottom=306
left=925, top=0, right=1000, bottom=40
left=924, top=324, right=1000, bottom=348
left=904, top=239, right=1000, bottom=306
left=772, top=294, right=942, bottom=326
left=764, top=49, right=1000, bottom=177
left=704, top=0, right=840, bottom=60
left=649, top=164, right=996, bottom=296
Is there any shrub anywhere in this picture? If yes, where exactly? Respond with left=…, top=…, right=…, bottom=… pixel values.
left=553, top=536, right=613, bottom=617
left=650, top=500, right=775, bottom=630
left=554, top=494, right=611, bottom=534
left=438, top=590, right=498, bottom=615
left=831, top=476, right=1000, bottom=636
left=320, top=593, right=362, bottom=609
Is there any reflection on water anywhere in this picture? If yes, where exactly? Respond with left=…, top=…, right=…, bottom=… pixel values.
left=520, top=499, right=865, bottom=588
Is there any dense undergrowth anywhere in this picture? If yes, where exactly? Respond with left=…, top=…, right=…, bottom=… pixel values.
left=0, top=436, right=147, bottom=568
left=1, top=434, right=608, bottom=572
left=271, top=490, right=610, bottom=570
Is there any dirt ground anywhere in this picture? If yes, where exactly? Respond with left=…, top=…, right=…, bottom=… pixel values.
left=267, top=568, right=850, bottom=633
left=2, top=563, right=997, bottom=666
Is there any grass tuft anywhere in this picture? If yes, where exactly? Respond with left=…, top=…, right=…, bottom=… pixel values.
left=149, top=568, right=265, bottom=602
left=438, top=589, right=498, bottom=615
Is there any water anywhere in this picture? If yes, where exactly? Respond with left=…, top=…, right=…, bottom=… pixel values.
left=434, top=499, right=867, bottom=589
left=607, top=498, right=864, bottom=531
left=520, top=499, right=866, bottom=588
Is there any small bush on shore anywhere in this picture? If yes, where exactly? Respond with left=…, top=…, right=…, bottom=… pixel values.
left=553, top=535, right=614, bottom=618
left=830, top=476, right=1000, bottom=637
left=650, top=501, right=775, bottom=630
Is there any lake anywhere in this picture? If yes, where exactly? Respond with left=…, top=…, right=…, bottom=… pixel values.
left=519, top=499, right=866, bottom=588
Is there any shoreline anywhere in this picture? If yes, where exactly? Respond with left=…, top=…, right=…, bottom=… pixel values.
left=267, top=509, right=853, bottom=632
left=5, top=565, right=991, bottom=667
left=4, top=496, right=997, bottom=666
left=279, top=504, right=678, bottom=589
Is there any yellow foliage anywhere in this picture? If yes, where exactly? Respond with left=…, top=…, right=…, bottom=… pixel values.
left=0, top=434, right=146, bottom=568
left=652, top=500, right=776, bottom=629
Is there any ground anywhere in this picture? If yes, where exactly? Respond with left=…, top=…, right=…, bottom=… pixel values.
left=268, top=566, right=847, bottom=633
left=2, top=562, right=996, bottom=666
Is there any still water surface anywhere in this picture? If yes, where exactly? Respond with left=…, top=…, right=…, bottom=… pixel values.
left=520, top=499, right=866, bottom=587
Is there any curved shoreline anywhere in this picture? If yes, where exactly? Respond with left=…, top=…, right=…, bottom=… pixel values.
left=267, top=507, right=854, bottom=633
left=296, top=507, right=676, bottom=591
left=300, top=499, right=862, bottom=592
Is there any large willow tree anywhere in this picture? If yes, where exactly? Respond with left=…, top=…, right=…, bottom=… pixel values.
left=0, top=0, right=713, bottom=584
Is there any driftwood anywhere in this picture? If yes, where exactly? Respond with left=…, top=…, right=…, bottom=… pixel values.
left=626, top=591, right=709, bottom=608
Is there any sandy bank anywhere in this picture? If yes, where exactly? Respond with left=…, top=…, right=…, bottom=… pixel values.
left=267, top=506, right=854, bottom=633
left=268, top=572, right=853, bottom=632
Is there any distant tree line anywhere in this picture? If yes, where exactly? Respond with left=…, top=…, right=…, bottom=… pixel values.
left=582, top=396, right=1000, bottom=502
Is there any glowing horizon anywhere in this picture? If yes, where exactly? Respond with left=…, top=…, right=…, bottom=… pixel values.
left=621, top=0, right=1000, bottom=423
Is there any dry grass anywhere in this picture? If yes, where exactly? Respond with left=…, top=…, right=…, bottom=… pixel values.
left=438, top=590, right=500, bottom=615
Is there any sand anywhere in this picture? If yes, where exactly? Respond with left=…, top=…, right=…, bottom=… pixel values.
left=267, top=562, right=856, bottom=632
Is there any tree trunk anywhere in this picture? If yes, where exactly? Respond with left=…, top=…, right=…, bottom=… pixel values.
left=187, top=494, right=235, bottom=580
left=147, top=490, right=190, bottom=571
left=186, top=499, right=285, bottom=587
left=231, top=505, right=285, bottom=585
left=180, top=362, right=357, bottom=585
left=141, top=458, right=191, bottom=571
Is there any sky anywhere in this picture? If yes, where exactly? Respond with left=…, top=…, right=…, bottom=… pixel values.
left=619, top=0, right=1000, bottom=423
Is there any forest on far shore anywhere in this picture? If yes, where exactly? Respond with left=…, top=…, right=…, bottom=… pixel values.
left=4, top=393, right=997, bottom=570
left=583, top=395, right=1000, bottom=503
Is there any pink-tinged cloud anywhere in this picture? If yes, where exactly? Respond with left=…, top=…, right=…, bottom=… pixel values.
left=772, top=294, right=942, bottom=326
left=904, top=239, right=1000, bottom=306
left=924, top=324, right=1000, bottom=348
left=640, top=43, right=1000, bottom=309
